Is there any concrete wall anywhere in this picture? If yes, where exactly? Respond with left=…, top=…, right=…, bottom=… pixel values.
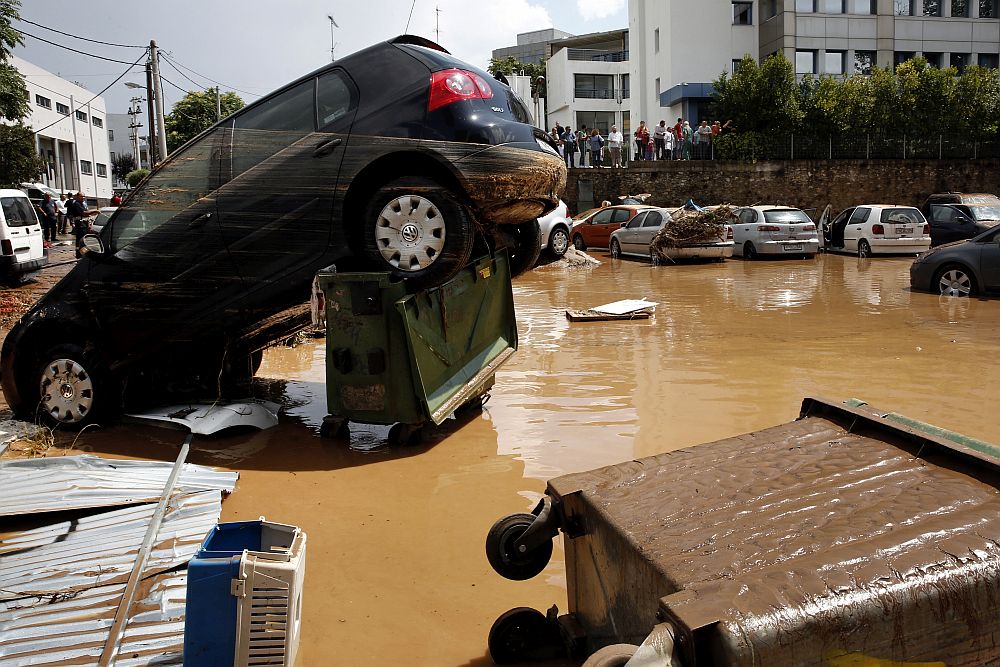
left=562, top=159, right=1000, bottom=217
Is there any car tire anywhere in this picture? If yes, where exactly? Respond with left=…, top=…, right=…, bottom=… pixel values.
left=582, top=644, right=640, bottom=667
left=572, top=234, right=587, bottom=251
left=548, top=226, right=569, bottom=258
left=858, top=239, right=871, bottom=258
left=610, top=238, right=622, bottom=259
left=496, top=220, right=542, bottom=277
left=363, top=176, right=474, bottom=289
left=744, top=241, right=757, bottom=260
left=935, top=264, right=977, bottom=297
left=32, top=343, right=119, bottom=429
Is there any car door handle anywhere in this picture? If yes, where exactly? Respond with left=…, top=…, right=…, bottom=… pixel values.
left=188, top=212, right=213, bottom=229
left=313, top=138, right=343, bottom=158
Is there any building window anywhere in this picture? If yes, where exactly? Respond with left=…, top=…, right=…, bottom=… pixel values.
left=894, top=0, right=913, bottom=14
left=576, top=111, right=616, bottom=136
left=854, top=50, right=876, bottom=73
left=952, top=0, right=970, bottom=15
left=80, top=160, right=93, bottom=176
left=732, top=58, right=743, bottom=72
left=56, top=102, right=69, bottom=115
left=818, top=0, right=845, bottom=11
left=654, top=28, right=659, bottom=53
left=853, top=0, right=876, bottom=13
left=574, top=74, right=615, bottom=99
left=979, top=53, right=999, bottom=67
left=35, top=94, right=51, bottom=109
left=923, top=51, right=944, bottom=67
left=108, top=129, right=114, bottom=142
left=762, top=0, right=779, bottom=17
left=981, top=0, right=997, bottom=17
left=796, top=0, right=816, bottom=11
left=91, top=115, right=103, bottom=128
left=655, top=77, right=661, bottom=97
left=894, top=51, right=916, bottom=67
left=96, top=163, right=107, bottom=178
left=824, top=50, right=846, bottom=74
left=110, top=151, right=116, bottom=162
left=733, top=1, right=753, bottom=24
left=75, top=110, right=87, bottom=122
left=796, top=50, right=817, bottom=74
left=951, top=52, right=971, bottom=72
left=922, top=0, right=942, bottom=15
left=621, top=73, right=630, bottom=98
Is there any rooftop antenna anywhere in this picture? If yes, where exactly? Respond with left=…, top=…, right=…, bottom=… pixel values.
left=434, top=6, right=441, bottom=43
left=328, top=14, right=339, bottom=62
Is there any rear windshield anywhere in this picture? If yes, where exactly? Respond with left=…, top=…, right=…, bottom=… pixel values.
left=880, top=208, right=924, bottom=225
left=1, top=196, right=38, bottom=227
left=763, top=209, right=812, bottom=224
left=969, top=206, right=1000, bottom=222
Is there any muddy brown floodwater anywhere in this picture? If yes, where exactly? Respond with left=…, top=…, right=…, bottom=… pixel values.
left=7, top=251, right=1000, bottom=666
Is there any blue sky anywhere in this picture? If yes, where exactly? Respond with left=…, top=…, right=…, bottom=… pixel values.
left=14, top=0, right=626, bottom=115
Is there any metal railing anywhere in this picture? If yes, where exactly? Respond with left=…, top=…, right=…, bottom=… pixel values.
left=574, top=88, right=617, bottom=99
left=711, top=133, right=1000, bottom=161
left=566, top=48, right=629, bottom=62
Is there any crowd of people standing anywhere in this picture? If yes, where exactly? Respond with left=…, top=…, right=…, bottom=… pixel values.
left=549, top=117, right=733, bottom=168
left=34, top=191, right=101, bottom=257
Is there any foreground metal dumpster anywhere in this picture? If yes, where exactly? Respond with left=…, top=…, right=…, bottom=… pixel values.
left=486, top=397, right=1000, bottom=665
left=319, top=252, right=517, bottom=443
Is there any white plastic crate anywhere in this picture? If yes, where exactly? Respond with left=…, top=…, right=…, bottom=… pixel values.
left=232, top=521, right=307, bottom=667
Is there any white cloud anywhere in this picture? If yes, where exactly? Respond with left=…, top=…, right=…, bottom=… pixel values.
left=576, top=0, right=626, bottom=20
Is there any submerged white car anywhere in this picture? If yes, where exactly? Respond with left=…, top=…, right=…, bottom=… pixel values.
left=609, top=206, right=734, bottom=262
left=820, top=204, right=931, bottom=257
left=732, top=206, right=819, bottom=259
left=537, top=200, right=570, bottom=260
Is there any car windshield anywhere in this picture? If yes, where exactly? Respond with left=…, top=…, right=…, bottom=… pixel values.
left=880, top=208, right=924, bottom=224
left=969, top=206, right=1000, bottom=223
left=1, top=196, right=37, bottom=227
left=93, top=211, right=112, bottom=227
left=763, top=209, right=811, bottom=224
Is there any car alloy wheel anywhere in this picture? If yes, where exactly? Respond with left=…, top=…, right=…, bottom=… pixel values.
left=858, top=239, right=871, bottom=258
left=938, top=267, right=974, bottom=297
left=375, top=194, right=446, bottom=271
left=549, top=228, right=569, bottom=257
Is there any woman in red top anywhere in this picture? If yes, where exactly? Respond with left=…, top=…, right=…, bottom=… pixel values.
left=634, top=121, right=649, bottom=161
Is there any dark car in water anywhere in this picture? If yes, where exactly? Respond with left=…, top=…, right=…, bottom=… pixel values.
left=909, top=225, right=1000, bottom=296
left=1, top=35, right=565, bottom=427
left=921, top=193, right=1000, bottom=247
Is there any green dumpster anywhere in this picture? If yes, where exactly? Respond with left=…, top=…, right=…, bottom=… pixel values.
left=318, top=252, right=517, bottom=443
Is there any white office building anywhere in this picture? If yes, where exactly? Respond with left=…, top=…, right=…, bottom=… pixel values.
left=16, top=55, right=113, bottom=202
left=545, top=29, right=632, bottom=135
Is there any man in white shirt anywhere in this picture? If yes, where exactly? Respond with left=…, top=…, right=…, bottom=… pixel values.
left=663, top=128, right=674, bottom=161
left=608, top=125, right=624, bottom=168
left=653, top=120, right=668, bottom=160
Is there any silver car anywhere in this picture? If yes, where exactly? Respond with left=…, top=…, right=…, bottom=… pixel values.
left=732, top=206, right=820, bottom=259
left=537, top=200, right=570, bottom=260
left=609, top=206, right=734, bottom=262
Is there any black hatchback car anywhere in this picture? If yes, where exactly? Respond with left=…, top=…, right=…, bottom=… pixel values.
left=1, top=35, right=565, bottom=427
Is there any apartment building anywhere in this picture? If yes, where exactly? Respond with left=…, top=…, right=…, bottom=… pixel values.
left=16, top=55, right=113, bottom=201
left=545, top=29, right=632, bottom=135
left=107, top=112, right=149, bottom=179
left=492, top=28, right=575, bottom=65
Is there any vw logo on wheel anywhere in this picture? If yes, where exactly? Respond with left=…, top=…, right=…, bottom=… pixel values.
left=401, top=223, right=420, bottom=243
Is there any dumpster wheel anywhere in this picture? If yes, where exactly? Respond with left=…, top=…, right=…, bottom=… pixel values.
left=388, top=422, right=424, bottom=446
left=486, top=512, right=553, bottom=581
left=581, top=644, right=639, bottom=667
left=488, top=607, right=563, bottom=664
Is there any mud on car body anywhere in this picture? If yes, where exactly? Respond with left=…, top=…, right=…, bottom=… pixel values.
left=1, top=35, right=566, bottom=427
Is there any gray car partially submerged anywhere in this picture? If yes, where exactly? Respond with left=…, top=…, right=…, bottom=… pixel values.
left=909, top=224, right=1000, bottom=296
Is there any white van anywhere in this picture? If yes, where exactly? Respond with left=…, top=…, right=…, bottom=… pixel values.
left=0, top=189, right=48, bottom=280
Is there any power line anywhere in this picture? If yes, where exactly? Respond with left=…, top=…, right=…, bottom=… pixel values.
left=31, top=49, right=149, bottom=136
left=160, top=55, right=207, bottom=92
left=17, top=17, right=145, bottom=49
left=405, top=0, right=417, bottom=32
left=159, top=54, right=261, bottom=97
left=19, top=29, right=141, bottom=65
left=159, top=73, right=190, bottom=96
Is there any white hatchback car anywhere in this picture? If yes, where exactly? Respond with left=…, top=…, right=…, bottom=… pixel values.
left=537, top=200, right=570, bottom=259
left=0, top=189, right=48, bottom=281
left=820, top=205, right=931, bottom=257
left=732, top=206, right=819, bottom=259
left=609, top=207, right=735, bottom=262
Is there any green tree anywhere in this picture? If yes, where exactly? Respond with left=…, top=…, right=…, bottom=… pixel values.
left=0, top=0, right=28, bottom=122
left=713, top=53, right=802, bottom=133
left=487, top=56, right=547, bottom=97
left=0, top=123, right=45, bottom=186
left=111, top=153, right=136, bottom=186
left=894, top=57, right=956, bottom=135
left=126, top=168, right=149, bottom=188
left=953, top=65, right=1000, bottom=140
left=164, top=87, right=244, bottom=152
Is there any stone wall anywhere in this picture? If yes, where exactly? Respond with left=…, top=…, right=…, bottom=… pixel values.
left=564, top=160, right=1000, bottom=218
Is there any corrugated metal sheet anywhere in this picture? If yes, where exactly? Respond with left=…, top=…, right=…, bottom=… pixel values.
left=0, top=454, right=239, bottom=516
left=0, top=491, right=221, bottom=601
left=0, top=571, right=185, bottom=666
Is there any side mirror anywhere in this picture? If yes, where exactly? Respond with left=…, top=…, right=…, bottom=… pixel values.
left=80, top=234, right=106, bottom=256
left=620, top=222, right=627, bottom=228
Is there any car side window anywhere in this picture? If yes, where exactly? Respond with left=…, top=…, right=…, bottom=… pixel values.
left=627, top=213, right=646, bottom=229
left=642, top=212, right=663, bottom=228
left=235, top=79, right=315, bottom=132
left=832, top=209, right=853, bottom=226
left=316, top=70, right=356, bottom=131
left=737, top=209, right=753, bottom=225
left=591, top=209, right=614, bottom=225
left=848, top=208, right=870, bottom=224
left=611, top=208, right=632, bottom=224
left=931, top=205, right=956, bottom=223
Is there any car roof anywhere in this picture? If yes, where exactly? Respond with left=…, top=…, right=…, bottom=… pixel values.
left=857, top=204, right=919, bottom=209
left=0, top=189, right=30, bottom=197
left=745, top=205, right=802, bottom=211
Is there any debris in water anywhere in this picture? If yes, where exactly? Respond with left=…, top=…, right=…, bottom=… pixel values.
left=652, top=204, right=736, bottom=256
left=566, top=298, right=657, bottom=322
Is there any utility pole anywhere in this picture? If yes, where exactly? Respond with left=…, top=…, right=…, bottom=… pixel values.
left=144, top=63, right=158, bottom=166
left=127, top=96, right=144, bottom=169
left=327, top=15, right=339, bottom=62
left=215, top=87, right=221, bottom=121
left=434, top=6, right=441, bottom=43
left=149, top=40, right=168, bottom=162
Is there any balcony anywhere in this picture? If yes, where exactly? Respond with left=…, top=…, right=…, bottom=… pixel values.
left=575, top=88, right=617, bottom=99
left=567, top=48, right=629, bottom=62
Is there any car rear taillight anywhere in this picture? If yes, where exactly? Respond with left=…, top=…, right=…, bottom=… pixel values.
left=802, top=224, right=816, bottom=231
left=428, top=69, right=494, bottom=112
left=923, top=223, right=930, bottom=235
left=756, top=225, right=780, bottom=232
left=872, top=224, right=885, bottom=235
left=726, top=226, right=734, bottom=240
left=0, top=239, right=11, bottom=255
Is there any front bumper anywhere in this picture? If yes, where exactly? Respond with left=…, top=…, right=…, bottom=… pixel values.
left=757, top=239, right=820, bottom=255
left=870, top=238, right=931, bottom=254
left=909, top=258, right=937, bottom=292
left=454, top=143, right=567, bottom=225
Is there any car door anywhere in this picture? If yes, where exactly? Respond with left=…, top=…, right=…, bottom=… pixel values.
left=634, top=210, right=664, bottom=256
left=583, top=208, right=615, bottom=247
left=844, top=208, right=870, bottom=252
left=735, top=208, right=756, bottom=252
left=979, top=228, right=1000, bottom=291
left=217, top=69, right=358, bottom=300
left=929, top=204, right=974, bottom=246
left=619, top=212, right=647, bottom=254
